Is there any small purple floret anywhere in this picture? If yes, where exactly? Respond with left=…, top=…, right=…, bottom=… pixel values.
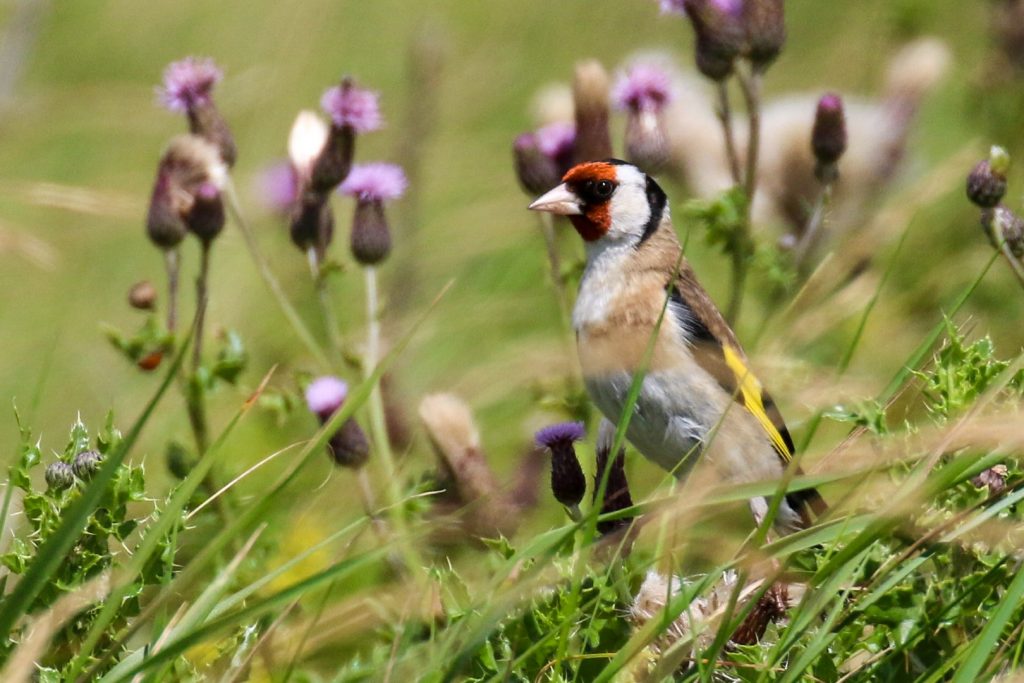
left=158, top=57, right=222, bottom=112
left=613, top=64, right=676, bottom=113
left=258, top=162, right=299, bottom=213
left=338, top=162, right=408, bottom=202
left=320, top=83, right=382, bottom=133
left=534, top=122, right=576, bottom=160
left=305, top=376, right=349, bottom=418
left=535, top=422, right=586, bottom=448
left=659, top=0, right=687, bottom=15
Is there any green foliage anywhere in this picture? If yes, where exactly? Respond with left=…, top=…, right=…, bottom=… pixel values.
left=0, top=413, right=180, bottom=676
left=918, top=321, right=1024, bottom=420
left=685, top=187, right=753, bottom=263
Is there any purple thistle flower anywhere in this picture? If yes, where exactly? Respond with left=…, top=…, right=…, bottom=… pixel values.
left=534, top=122, right=576, bottom=161
left=258, top=162, right=299, bottom=214
left=613, top=64, right=676, bottom=113
left=158, top=57, right=222, bottom=113
left=305, top=376, right=348, bottom=419
left=535, top=422, right=586, bottom=448
left=338, top=163, right=408, bottom=202
left=321, top=82, right=382, bottom=133
left=536, top=422, right=587, bottom=511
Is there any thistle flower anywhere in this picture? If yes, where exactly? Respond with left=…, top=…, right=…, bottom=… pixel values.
left=257, top=162, right=300, bottom=215
left=594, top=420, right=634, bottom=536
left=72, top=450, right=103, bottom=480
left=535, top=121, right=577, bottom=175
left=614, top=63, right=676, bottom=172
left=45, top=461, right=74, bottom=491
left=158, top=57, right=236, bottom=166
left=339, top=162, right=407, bottom=265
left=311, top=78, right=380, bottom=193
left=321, top=80, right=383, bottom=133
left=811, top=92, right=847, bottom=183
left=159, top=57, right=221, bottom=113
left=513, top=132, right=559, bottom=196
left=146, top=135, right=226, bottom=250
left=572, top=60, right=614, bottom=163
left=305, top=376, right=371, bottom=468
left=613, top=63, right=676, bottom=113
left=535, top=421, right=587, bottom=515
left=128, top=280, right=157, bottom=311
left=967, top=146, right=1010, bottom=209
left=742, top=0, right=786, bottom=70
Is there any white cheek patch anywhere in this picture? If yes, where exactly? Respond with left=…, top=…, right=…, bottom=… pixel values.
left=606, top=166, right=652, bottom=240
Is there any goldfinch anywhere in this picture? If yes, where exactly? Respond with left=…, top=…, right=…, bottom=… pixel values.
left=528, top=159, right=825, bottom=533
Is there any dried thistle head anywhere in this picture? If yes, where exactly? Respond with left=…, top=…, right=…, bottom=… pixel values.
left=614, top=62, right=676, bottom=172
left=146, top=134, right=226, bottom=249
left=572, top=60, right=613, bottom=163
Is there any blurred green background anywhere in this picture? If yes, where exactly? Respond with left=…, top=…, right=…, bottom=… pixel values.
left=0, top=0, right=1013, bottom=520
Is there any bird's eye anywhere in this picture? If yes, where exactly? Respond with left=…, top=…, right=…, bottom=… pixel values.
left=594, top=180, right=615, bottom=199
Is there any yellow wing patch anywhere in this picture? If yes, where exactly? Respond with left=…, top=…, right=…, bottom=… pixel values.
left=722, top=346, right=792, bottom=461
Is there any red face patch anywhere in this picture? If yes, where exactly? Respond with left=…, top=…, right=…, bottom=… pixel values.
left=562, top=162, right=618, bottom=241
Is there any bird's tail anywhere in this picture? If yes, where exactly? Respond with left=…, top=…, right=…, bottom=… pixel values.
left=785, top=486, right=828, bottom=530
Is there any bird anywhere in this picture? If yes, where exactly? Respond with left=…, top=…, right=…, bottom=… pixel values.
left=528, top=159, right=826, bottom=533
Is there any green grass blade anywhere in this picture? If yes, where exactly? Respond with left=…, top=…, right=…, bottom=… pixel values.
left=950, top=559, right=1024, bottom=683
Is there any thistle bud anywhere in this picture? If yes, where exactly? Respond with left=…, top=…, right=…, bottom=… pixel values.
left=981, top=205, right=1024, bottom=257
left=288, top=111, right=330, bottom=186
left=742, top=0, right=786, bottom=70
left=594, top=420, right=634, bottom=536
left=339, top=163, right=407, bottom=266
left=185, top=181, right=226, bottom=243
left=327, top=418, right=371, bottom=468
left=572, top=60, right=614, bottom=163
left=535, top=422, right=587, bottom=513
left=165, top=441, right=192, bottom=481
left=288, top=192, right=334, bottom=255
left=613, top=63, right=676, bottom=172
left=966, top=146, right=1010, bottom=209
left=72, top=450, right=103, bottom=480
left=305, top=376, right=371, bottom=469
left=128, top=280, right=157, bottom=311
left=513, top=132, right=560, bottom=196
left=811, top=93, right=846, bottom=183
left=158, top=57, right=236, bottom=166
left=683, top=0, right=746, bottom=81
left=972, top=464, right=1009, bottom=496
left=45, top=461, right=75, bottom=491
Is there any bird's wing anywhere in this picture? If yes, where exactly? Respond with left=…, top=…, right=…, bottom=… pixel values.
left=667, top=273, right=795, bottom=462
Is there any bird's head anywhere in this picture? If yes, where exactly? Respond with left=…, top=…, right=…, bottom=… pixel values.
left=528, top=159, right=667, bottom=245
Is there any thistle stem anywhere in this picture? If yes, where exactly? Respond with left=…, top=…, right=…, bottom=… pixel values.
left=222, top=179, right=329, bottom=369
left=192, top=242, right=211, bottom=376
left=363, top=266, right=421, bottom=575
left=793, top=181, right=834, bottom=273
left=164, top=248, right=180, bottom=336
left=307, top=247, right=346, bottom=365
left=716, top=81, right=742, bottom=185
left=997, top=237, right=1024, bottom=291
left=725, top=68, right=763, bottom=325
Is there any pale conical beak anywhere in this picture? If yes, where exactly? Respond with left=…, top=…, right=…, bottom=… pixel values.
left=528, top=183, right=582, bottom=215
